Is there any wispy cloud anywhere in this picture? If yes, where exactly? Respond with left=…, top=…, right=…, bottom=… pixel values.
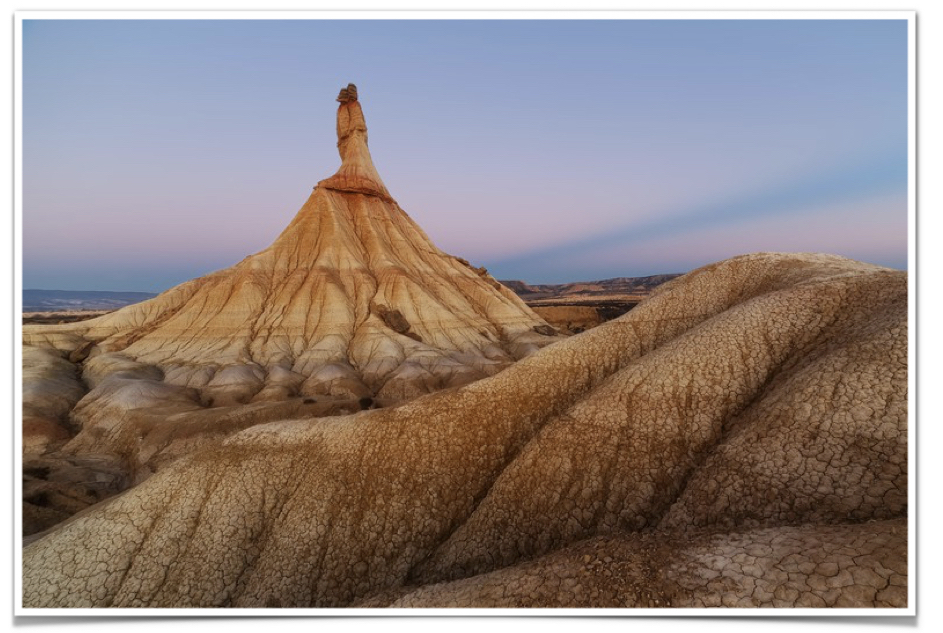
left=489, top=151, right=907, bottom=282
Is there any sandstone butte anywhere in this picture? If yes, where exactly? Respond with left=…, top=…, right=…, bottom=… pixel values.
left=21, top=85, right=564, bottom=506
left=22, top=242, right=907, bottom=607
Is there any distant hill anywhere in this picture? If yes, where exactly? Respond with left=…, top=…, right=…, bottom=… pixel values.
left=23, top=275, right=681, bottom=316
left=500, top=274, right=683, bottom=334
left=499, top=274, right=682, bottom=302
left=23, top=289, right=157, bottom=312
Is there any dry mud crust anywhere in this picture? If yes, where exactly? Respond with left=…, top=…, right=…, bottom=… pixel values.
left=359, top=519, right=906, bottom=608
left=20, top=86, right=564, bottom=540
left=21, top=253, right=907, bottom=609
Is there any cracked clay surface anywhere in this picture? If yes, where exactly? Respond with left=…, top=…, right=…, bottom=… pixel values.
left=22, top=253, right=907, bottom=608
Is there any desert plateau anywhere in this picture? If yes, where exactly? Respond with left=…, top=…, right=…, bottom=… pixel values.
left=18, top=83, right=909, bottom=610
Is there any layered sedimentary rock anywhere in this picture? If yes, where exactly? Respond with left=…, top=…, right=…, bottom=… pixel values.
left=530, top=305, right=605, bottom=333
left=22, top=84, right=553, bottom=406
left=20, top=86, right=558, bottom=502
left=22, top=253, right=908, bottom=608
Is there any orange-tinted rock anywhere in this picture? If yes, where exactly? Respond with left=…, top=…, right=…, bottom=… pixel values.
left=22, top=86, right=557, bottom=408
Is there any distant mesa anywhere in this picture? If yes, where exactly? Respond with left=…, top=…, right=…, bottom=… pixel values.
left=22, top=289, right=158, bottom=313
left=499, top=275, right=684, bottom=333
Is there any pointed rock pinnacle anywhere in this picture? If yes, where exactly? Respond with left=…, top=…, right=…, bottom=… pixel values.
left=319, top=83, right=391, bottom=200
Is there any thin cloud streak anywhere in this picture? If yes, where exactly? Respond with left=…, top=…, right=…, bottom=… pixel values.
left=492, top=192, right=907, bottom=284
left=489, top=151, right=907, bottom=283
left=21, top=19, right=908, bottom=290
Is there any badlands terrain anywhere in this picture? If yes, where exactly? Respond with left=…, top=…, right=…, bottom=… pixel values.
left=21, top=86, right=907, bottom=609
left=502, top=274, right=681, bottom=333
left=22, top=276, right=674, bottom=332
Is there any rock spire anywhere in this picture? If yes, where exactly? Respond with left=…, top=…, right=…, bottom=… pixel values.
left=23, top=85, right=558, bottom=415
left=318, top=83, right=391, bottom=200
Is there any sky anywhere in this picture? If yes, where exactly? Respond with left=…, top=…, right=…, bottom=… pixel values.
left=21, top=18, right=909, bottom=291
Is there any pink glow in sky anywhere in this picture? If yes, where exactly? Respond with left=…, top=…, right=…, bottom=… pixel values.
left=21, top=19, right=908, bottom=290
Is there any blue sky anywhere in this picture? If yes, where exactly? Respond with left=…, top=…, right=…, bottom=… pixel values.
left=21, top=18, right=908, bottom=290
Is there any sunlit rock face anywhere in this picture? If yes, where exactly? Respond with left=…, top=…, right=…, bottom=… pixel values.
left=22, top=253, right=907, bottom=608
left=20, top=86, right=559, bottom=509
left=23, top=84, right=554, bottom=406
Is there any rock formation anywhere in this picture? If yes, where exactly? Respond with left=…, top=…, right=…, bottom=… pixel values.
left=20, top=86, right=559, bottom=507
left=336, top=82, right=358, bottom=103
left=22, top=253, right=907, bottom=608
left=23, top=85, right=552, bottom=405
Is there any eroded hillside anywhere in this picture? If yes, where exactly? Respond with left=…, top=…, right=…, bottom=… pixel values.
left=22, top=252, right=907, bottom=608
left=21, top=85, right=564, bottom=536
left=21, top=84, right=559, bottom=463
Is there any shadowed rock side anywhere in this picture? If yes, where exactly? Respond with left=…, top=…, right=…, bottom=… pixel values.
left=22, top=253, right=907, bottom=608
